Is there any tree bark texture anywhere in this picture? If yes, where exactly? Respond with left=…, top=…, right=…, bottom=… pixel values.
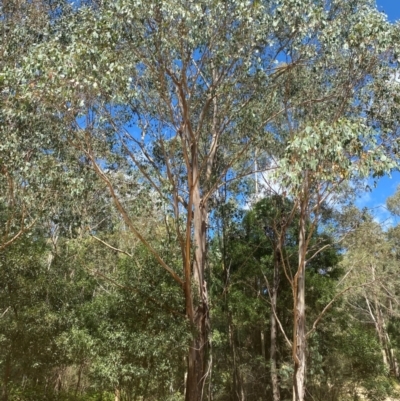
left=293, top=202, right=307, bottom=401
left=185, top=136, right=210, bottom=401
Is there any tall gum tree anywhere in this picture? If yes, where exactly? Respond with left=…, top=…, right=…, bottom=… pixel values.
left=341, top=215, right=400, bottom=378
left=267, top=2, right=400, bottom=399
left=20, top=2, right=282, bottom=399
left=16, top=0, right=400, bottom=400
left=19, top=2, right=284, bottom=399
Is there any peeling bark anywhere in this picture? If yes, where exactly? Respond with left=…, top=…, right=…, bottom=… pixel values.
left=184, top=128, right=210, bottom=401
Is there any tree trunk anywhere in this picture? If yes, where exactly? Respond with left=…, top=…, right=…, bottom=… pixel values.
left=293, top=205, right=307, bottom=401
left=185, top=163, right=209, bottom=401
left=75, top=362, right=84, bottom=399
left=367, top=285, right=400, bottom=378
left=388, top=343, right=400, bottom=378
left=270, top=250, right=280, bottom=401
left=376, top=303, right=399, bottom=377
left=186, top=306, right=208, bottom=401
left=114, top=387, right=121, bottom=401
left=376, top=300, right=390, bottom=370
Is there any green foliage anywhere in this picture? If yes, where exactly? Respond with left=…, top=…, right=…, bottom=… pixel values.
left=1, top=0, right=400, bottom=400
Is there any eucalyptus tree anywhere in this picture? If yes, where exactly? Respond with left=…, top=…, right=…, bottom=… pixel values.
left=330, top=206, right=400, bottom=401
left=210, top=195, right=342, bottom=401
left=341, top=214, right=400, bottom=378
left=14, top=1, right=400, bottom=400
left=264, top=2, right=400, bottom=399
left=19, top=2, right=284, bottom=399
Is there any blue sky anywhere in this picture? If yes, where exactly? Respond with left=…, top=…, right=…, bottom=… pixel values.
left=354, top=1, right=400, bottom=226
left=376, top=0, right=400, bottom=21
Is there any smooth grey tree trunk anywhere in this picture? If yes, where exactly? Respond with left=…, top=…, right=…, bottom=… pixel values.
left=293, top=203, right=307, bottom=401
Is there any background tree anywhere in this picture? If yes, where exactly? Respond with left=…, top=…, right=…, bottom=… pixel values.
left=265, top=2, right=399, bottom=398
